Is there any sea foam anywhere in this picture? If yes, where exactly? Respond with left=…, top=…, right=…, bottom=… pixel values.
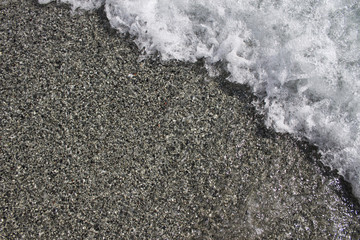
left=40, top=0, right=360, bottom=200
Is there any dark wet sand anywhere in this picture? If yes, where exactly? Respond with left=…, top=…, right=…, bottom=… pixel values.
left=1, top=0, right=360, bottom=239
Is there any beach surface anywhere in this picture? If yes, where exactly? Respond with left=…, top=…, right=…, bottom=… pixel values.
left=1, top=0, right=360, bottom=239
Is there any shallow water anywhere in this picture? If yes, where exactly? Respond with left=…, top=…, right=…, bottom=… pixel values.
left=40, top=0, right=360, bottom=200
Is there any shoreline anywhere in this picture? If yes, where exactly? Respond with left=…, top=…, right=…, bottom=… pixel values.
left=1, top=0, right=360, bottom=239
left=218, top=77, right=360, bottom=207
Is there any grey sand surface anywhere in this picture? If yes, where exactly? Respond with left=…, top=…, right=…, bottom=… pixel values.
left=1, top=0, right=360, bottom=239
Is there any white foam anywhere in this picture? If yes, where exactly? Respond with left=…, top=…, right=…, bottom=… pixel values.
left=40, top=0, right=360, bottom=200
left=38, top=0, right=53, bottom=4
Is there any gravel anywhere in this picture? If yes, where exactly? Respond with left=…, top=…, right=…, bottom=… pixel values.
left=1, top=0, right=359, bottom=239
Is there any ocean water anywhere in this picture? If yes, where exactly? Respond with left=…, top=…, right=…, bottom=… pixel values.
left=40, top=0, right=360, bottom=200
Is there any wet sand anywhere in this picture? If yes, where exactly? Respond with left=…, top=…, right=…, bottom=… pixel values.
left=1, top=0, right=360, bottom=239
